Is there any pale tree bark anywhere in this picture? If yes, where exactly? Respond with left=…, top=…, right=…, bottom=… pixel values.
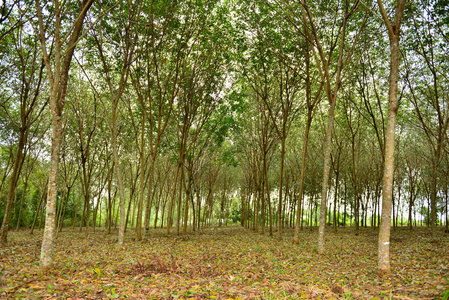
left=317, top=94, right=337, bottom=253
left=302, top=0, right=363, bottom=254
left=35, top=0, right=95, bottom=271
left=295, top=0, right=367, bottom=253
left=111, top=105, right=126, bottom=246
left=377, top=0, right=407, bottom=276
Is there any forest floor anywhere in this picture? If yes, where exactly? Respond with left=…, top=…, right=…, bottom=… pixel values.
left=0, top=225, right=448, bottom=299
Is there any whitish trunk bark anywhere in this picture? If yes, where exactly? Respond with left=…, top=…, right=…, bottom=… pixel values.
left=318, top=95, right=336, bottom=254
left=112, top=101, right=127, bottom=247
left=37, top=0, right=94, bottom=271
left=378, top=34, right=400, bottom=275
left=40, top=111, right=63, bottom=270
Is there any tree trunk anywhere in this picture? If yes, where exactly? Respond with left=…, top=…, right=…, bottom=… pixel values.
left=112, top=100, right=127, bottom=247
left=430, top=158, right=439, bottom=234
left=318, top=95, right=337, bottom=253
left=183, top=166, right=193, bottom=234
left=16, top=176, right=29, bottom=231
left=167, top=163, right=181, bottom=236
left=266, top=171, right=273, bottom=236
left=40, top=113, right=63, bottom=270
left=30, top=180, right=48, bottom=235
left=377, top=6, right=403, bottom=273
left=277, top=136, right=285, bottom=238
left=136, top=115, right=146, bottom=240
left=333, top=174, right=339, bottom=230
left=294, top=112, right=312, bottom=243
left=37, top=0, right=94, bottom=271
left=176, top=167, right=185, bottom=235
left=58, top=185, right=72, bottom=232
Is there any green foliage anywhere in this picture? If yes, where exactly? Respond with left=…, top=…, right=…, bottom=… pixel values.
left=228, top=198, right=241, bottom=223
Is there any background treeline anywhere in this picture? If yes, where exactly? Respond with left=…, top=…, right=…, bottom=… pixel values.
left=0, top=0, right=448, bottom=254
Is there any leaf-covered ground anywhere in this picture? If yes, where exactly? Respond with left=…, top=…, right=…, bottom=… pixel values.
left=0, top=225, right=448, bottom=299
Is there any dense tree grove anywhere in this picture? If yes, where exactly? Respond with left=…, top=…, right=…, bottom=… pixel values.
left=0, top=0, right=448, bottom=275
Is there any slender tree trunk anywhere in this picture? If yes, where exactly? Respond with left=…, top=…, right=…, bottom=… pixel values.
left=136, top=116, right=145, bottom=240
left=318, top=95, right=337, bottom=254
left=294, top=113, right=312, bottom=243
left=144, top=168, right=154, bottom=232
left=167, top=163, right=181, bottom=236
left=16, top=176, right=29, bottom=231
left=161, top=196, right=166, bottom=229
left=72, top=186, right=80, bottom=229
left=37, top=0, right=94, bottom=271
left=266, top=171, right=273, bottom=236
left=333, top=174, right=338, bottom=231
left=377, top=0, right=405, bottom=272
left=430, top=158, right=439, bottom=234
left=183, top=166, right=193, bottom=234
left=106, top=186, right=111, bottom=230
left=445, top=187, right=448, bottom=230
left=79, top=183, right=86, bottom=232
left=196, top=187, right=201, bottom=231
left=154, top=181, right=165, bottom=228
left=111, top=101, right=127, bottom=247
left=190, top=189, right=196, bottom=231
left=277, top=136, right=285, bottom=238
left=125, top=193, right=134, bottom=232
left=30, top=181, right=48, bottom=235
left=58, top=186, right=71, bottom=232
left=176, top=167, right=185, bottom=235
left=38, top=200, right=45, bottom=229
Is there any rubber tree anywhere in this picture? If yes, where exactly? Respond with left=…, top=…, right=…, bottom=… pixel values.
left=34, top=0, right=95, bottom=270
left=92, top=0, right=142, bottom=246
left=376, top=0, right=407, bottom=275
left=295, top=0, right=368, bottom=254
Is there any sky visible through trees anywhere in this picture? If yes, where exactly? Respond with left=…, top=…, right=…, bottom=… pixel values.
left=0, top=0, right=449, bottom=298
